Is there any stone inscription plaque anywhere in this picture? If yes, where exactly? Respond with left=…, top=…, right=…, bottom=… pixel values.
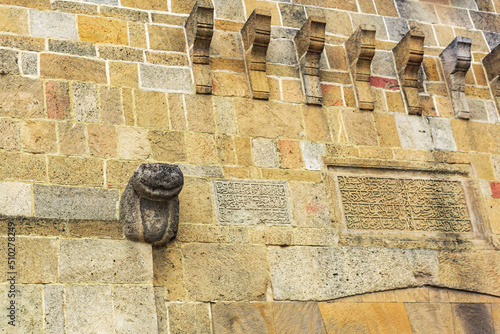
left=338, top=176, right=472, bottom=233
left=212, top=180, right=293, bottom=225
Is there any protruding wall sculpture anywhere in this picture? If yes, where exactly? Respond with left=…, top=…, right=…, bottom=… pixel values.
left=393, top=30, right=425, bottom=115
left=120, top=163, right=184, bottom=247
left=295, top=16, right=326, bottom=105
left=241, top=9, right=272, bottom=100
left=185, top=1, right=214, bottom=94
left=483, top=43, right=500, bottom=113
left=440, top=37, right=472, bottom=120
left=345, top=25, right=376, bottom=111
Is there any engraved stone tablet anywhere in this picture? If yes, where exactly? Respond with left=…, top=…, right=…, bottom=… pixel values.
left=338, top=176, right=472, bottom=233
left=212, top=180, right=293, bottom=225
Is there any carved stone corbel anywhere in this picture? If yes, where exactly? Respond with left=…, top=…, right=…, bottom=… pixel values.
left=439, top=37, right=472, bottom=120
left=241, top=9, right=271, bottom=100
left=185, top=0, right=214, bottom=94
left=345, top=25, right=376, bottom=111
left=120, top=163, right=184, bottom=247
left=295, top=16, right=326, bottom=105
left=482, top=43, right=500, bottom=114
left=392, top=30, right=425, bottom=115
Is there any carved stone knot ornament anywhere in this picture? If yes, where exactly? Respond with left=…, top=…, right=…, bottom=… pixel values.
left=440, top=37, right=472, bottom=119
left=120, top=163, right=184, bottom=247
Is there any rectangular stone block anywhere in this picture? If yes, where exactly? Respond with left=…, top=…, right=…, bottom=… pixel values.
left=0, top=75, right=44, bottom=118
left=48, top=39, right=96, bottom=57
left=34, top=184, right=118, bottom=220
left=168, top=303, right=211, bottom=334
left=0, top=152, right=46, bottom=182
left=40, top=53, right=107, bottom=84
left=394, top=113, right=434, bottom=150
left=0, top=6, right=28, bottom=34
left=0, top=118, right=20, bottom=151
left=30, top=10, right=77, bottom=39
left=65, top=285, right=114, bottom=334
left=60, top=239, right=153, bottom=283
left=182, top=243, right=269, bottom=301
left=48, top=156, right=103, bottom=186
left=212, top=179, right=293, bottom=225
left=269, top=246, right=416, bottom=301
left=78, top=15, right=128, bottom=45
left=0, top=284, right=43, bottom=333
left=43, top=285, right=65, bottom=334
left=0, top=181, right=31, bottom=216
left=117, top=127, right=150, bottom=160
left=405, top=303, right=454, bottom=334
left=212, top=302, right=275, bottom=334
left=140, top=64, right=193, bottom=92
left=113, top=286, right=158, bottom=334
left=15, top=237, right=58, bottom=283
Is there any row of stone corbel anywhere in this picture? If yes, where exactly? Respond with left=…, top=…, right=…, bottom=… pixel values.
left=186, top=1, right=500, bottom=120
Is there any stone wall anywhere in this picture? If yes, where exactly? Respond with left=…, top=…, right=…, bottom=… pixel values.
left=0, top=0, right=500, bottom=332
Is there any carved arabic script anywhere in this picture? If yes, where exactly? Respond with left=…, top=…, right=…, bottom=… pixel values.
left=338, top=176, right=471, bottom=233
left=213, top=180, right=292, bottom=225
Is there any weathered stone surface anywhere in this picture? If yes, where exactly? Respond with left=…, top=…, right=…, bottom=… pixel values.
left=212, top=179, right=293, bottom=225
left=16, top=237, right=58, bottom=283
left=78, top=16, right=128, bottom=45
left=113, top=286, right=157, bottom=334
left=182, top=243, right=269, bottom=301
left=301, top=141, right=325, bottom=171
left=290, top=181, right=330, bottom=227
left=341, top=109, right=378, bottom=146
left=48, top=156, right=103, bottom=186
left=438, top=251, right=500, bottom=296
left=60, top=239, right=153, bottom=283
left=140, top=64, right=193, bottom=92
left=58, top=122, right=86, bottom=155
left=65, top=285, right=114, bottom=334
left=120, top=163, right=183, bottom=247
left=168, top=303, right=211, bottom=334
left=404, top=249, right=438, bottom=285
left=405, top=303, right=454, bottom=334
left=429, top=118, right=457, bottom=152
left=72, top=82, right=98, bottom=122
left=0, top=6, right=28, bottom=34
left=117, top=127, right=149, bottom=160
left=100, top=86, right=124, bottom=125
left=0, top=75, right=44, bottom=118
left=0, top=284, right=43, bottom=333
left=184, top=94, right=215, bottom=133
left=179, top=177, right=214, bottom=224
left=87, top=124, right=116, bottom=157
left=43, top=285, right=65, bottom=334
left=21, top=120, right=57, bottom=153
left=41, top=53, right=106, bottom=83
left=0, top=181, right=31, bottom=216
left=186, top=132, right=218, bottom=164
left=394, top=114, right=434, bottom=150
left=252, top=138, right=278, bottom=168
left=0, top=48, right=19, bottom=75
left=273, top=302, right=326, bottom=333
left=319, top=302, right=412, bottom=334
left=153, top=246, right=185, bottom=300
left=452, top=303, right=495, bottom=334
left=212, top=302, right=275, bottom=334
left=46, top=81, right=71, bottom=120
left=0, top=118, right=20, bottom=151
left=30, top=10, right=77, bottom=39
left=269, top=246, right=416, bottom=301
left=34, top=185, right=119, bottom=220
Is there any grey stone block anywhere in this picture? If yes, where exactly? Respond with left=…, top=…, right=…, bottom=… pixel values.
left=429, top=118, right=457, bottom=151
left=34, top=184, right=119, bottom=220
left=72, top=82, right=99, bottom=123
left=60, top=239, right=153, bottom=283
left=404, top=249, right=438, bottom=285
left=140, top=64, right=193, bottom=93
left=82, top=0, right=119, bottom=4
left=467, top=98, right=489, bottom=121
left=267, top=39, right=298, bottom=65
left=43, top=285, right=65, bottom=334
left=394, top=113, right=434, bottom=150
left=301, top=141, right=325, bottom=171
left=65, top=285, right=114, bottom=334
left=0, top=284, right=43, bottom=333
left=385, top=17, right=410, bottom=42
left=269, top=246, right=416, bottom=301
left=30, top=10, right=77, bottom=40
left=212, top=0, right=245, bottom=21
left=252, top=138, right=279, bottom=168
left=178, top=164, right=223, bottom=177
left=113, top=286, right=158, bottom=334
left=372, top=50, right=397, bottom=78
left=48, top=39, right=97, bottom=57
left=21, top=52, right=38, bottom=76
left=395, top=0, right=439, bottom=24
left=0, top=48, right=19, bottom=75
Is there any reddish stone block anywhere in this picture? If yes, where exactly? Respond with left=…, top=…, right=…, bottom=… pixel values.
left=491, top=182, right=500, bottom=198
left=45, top=80, right=70, bottom=120
left=321, top=84, right=343, bottom=106
left=370, top=76, right=400, bottom=90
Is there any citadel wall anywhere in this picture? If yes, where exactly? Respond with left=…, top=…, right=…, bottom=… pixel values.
left=0, top=0, right=500, bottom=332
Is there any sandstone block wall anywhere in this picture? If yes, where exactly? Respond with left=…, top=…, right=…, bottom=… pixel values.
left=0, top=0, right=499, bottom=332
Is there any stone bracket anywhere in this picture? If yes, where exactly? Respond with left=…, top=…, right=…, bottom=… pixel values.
left=392, top=30, right=425, bottom=116
left=295, top=16, right=326, bottom=105
left=482, top=43, right=500, bottom=115
left=185, top=0, right=214, bottom=95
left=241, top=9, right=272, bottom=100
left=440, top=37, right=472, bottom=120
left=345, top=25, right=376, bottom=111
left=120, top=163, right=184, bottom=247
